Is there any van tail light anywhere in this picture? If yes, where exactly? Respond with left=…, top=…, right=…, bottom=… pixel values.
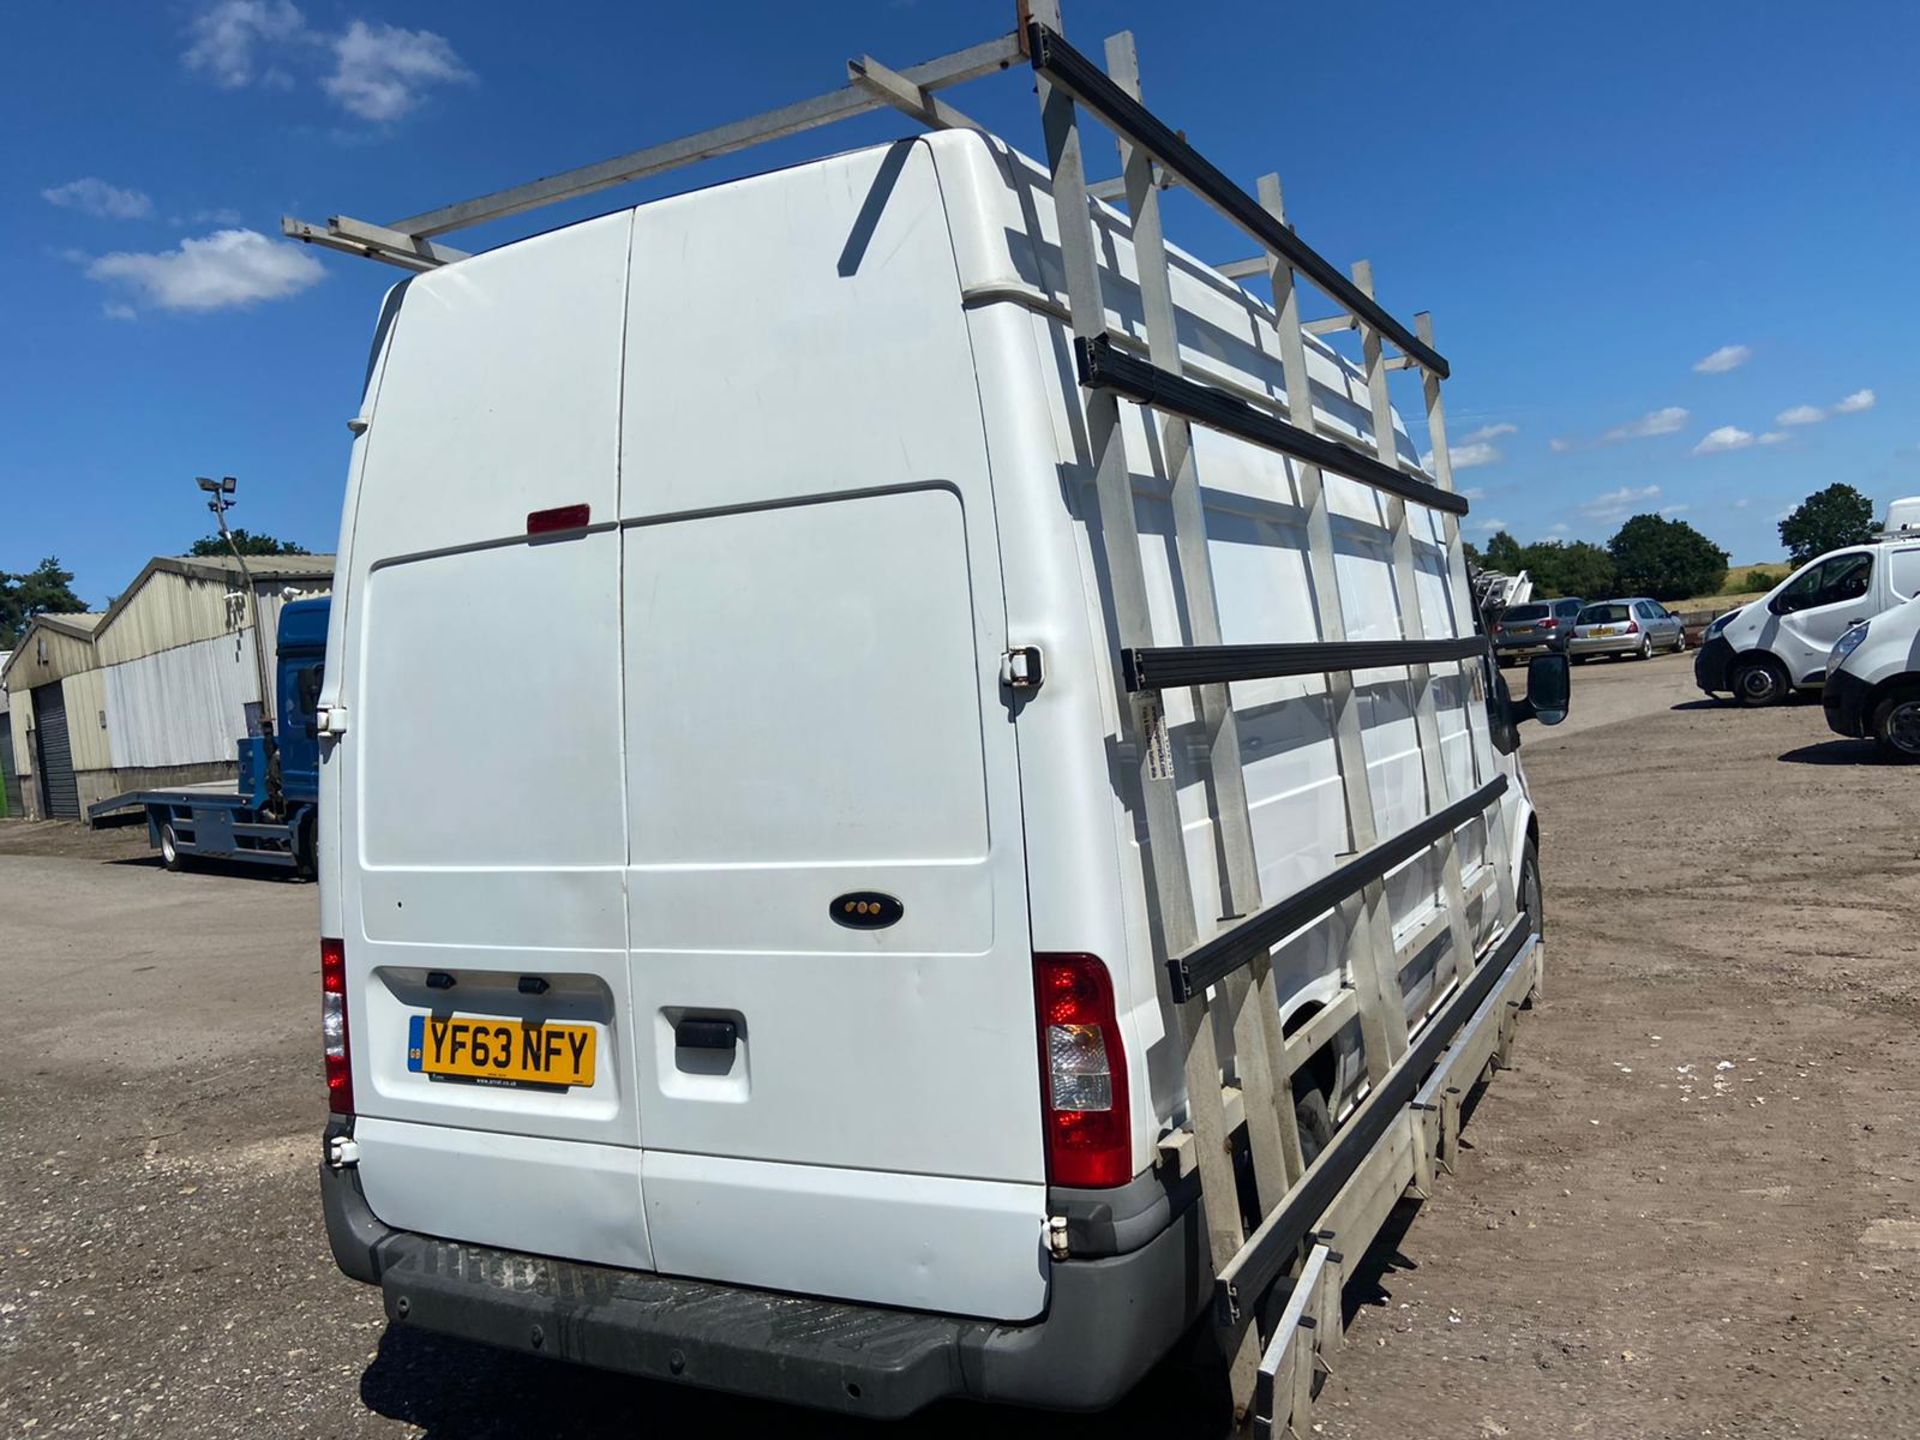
left=1034, top=953, right=1131, bottom=1188
left=321, top=937, right=353, bottom=1116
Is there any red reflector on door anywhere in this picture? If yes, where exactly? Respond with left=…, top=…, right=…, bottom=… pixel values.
left=527, top=504, right=591, bottom=534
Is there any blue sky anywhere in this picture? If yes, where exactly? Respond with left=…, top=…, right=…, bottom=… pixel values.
left=5, top=1, right=1918, bottom=605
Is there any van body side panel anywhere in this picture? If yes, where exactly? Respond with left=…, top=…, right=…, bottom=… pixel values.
left=336, top=214, right=651, bottom=1268
left=616, top=139, right=1044, bottom=1320
left=931, top=135, right=1499, bottom=1141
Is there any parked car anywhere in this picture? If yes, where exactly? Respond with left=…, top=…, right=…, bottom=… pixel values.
left=1823, top=593, right=1920, bottom=760
left=1494, top=597, right=1583, bottom=664
left=1568, top=598, right=1686, bottom=662
left=1695, top=504, right=1920, bottom=706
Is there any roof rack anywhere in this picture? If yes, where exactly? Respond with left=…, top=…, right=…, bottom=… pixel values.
left=287, top=8, right=1525, bottom=1431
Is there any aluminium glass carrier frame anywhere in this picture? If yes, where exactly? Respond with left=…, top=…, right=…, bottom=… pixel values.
left=285, top=5, right=1543, bottom=1431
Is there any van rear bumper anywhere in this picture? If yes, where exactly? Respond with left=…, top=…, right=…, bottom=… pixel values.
left=320, top=1161, right=1209, bottom=1418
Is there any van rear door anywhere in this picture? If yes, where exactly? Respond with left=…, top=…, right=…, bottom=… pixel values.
left=614, top=142, right=1046, bottom=1322
left=337, top=214, right=653, bottom=1273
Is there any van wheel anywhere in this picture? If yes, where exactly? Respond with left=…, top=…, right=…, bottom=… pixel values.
left=1730, top=656, right=1788, bottom=707
left=1519, top=839, right=1543, bottom=941
left=159, top=822, right=185, bottom=872
left=1872, top=691, right=1920, bottom=763
left=1293, top=1085, right=1334, bottom=1169
left=294, top=814, right=317, bottom=880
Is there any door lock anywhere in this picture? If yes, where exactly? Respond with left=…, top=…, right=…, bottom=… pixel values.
left=1000, top=646, right=1044, bottom=690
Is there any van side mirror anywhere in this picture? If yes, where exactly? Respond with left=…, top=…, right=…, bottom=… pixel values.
left=1515, top=652, right=1571, bottom=727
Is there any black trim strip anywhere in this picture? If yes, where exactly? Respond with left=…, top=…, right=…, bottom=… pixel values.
left=1124, top=637, right=1488, bottom=692
left=1075, top=337, right=1468, bottom=517
left=1028, top=22, right=1448, bottom=379
left=1215, top=919, right=1534, bottom=1326
left=1169, top=775, right=1508, bottom=1003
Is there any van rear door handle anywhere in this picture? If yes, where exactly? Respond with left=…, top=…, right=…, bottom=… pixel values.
left=674, top=1017, right=738, bottom=1051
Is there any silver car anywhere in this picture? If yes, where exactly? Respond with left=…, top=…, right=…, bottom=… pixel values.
left=1569, top=597, right=1687, bottom=662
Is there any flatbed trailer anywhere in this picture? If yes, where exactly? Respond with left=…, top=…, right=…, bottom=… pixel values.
left=86, top=597, right=328, bottom=876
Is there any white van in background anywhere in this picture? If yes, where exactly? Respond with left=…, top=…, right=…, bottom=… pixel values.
left=1695, top=498, right=1920, bottom=706
left=1824, top=595, right=1920, bottom=760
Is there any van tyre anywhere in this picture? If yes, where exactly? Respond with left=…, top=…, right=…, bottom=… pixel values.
left=1730, top=656, right=1788, bottom=707
left=1872, top=690, right=1920, bottom=763
left=1520, top=839, right=1543, bottom=940
left=295, top=813, right=317, bottom=880
left=1293, top=1085, right=1334, bottom=1169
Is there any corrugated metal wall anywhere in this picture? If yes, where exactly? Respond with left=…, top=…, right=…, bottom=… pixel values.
left=62, top=667, right=111, bottom=772
left=103, top=632, right=260, bottom=769
left=94, top=568, right=332, bottom=667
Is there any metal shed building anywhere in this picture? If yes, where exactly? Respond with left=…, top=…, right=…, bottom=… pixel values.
left=0, top=652, right=17, bottom=816
left=1, top=555, right=335, bottom=819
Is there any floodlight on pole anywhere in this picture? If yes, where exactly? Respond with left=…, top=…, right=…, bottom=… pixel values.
left=191, top=472, right=275, bottom=748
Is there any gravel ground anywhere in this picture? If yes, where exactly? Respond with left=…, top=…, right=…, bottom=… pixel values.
left=3, top=651, right=1914, bottom=1437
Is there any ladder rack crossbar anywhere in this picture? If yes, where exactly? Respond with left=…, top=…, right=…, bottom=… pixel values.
left=1169, top=776, right=1508, bottom=1004
left=384, top=33, right=1025, bottom=239
left=1024, top=21, right=1447, bottom=377
left=1122, top=637, right=1487, bottom=692
left=1074, top=335, right=1467, bottom=516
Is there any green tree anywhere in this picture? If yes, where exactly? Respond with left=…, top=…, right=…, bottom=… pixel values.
left=1606, top=514, right=1728, bottom=600
left=1461, top=539, right=1483, bottom=568
left=1522, top=540, right=1618, bottom=599
left=188, top=529, right=310, bottom=558
left=1482, top=530, right=1526, bottom=573
left=0, top=557, right=88, bottom=648
left=1777, top=483, right=1875, bottom=566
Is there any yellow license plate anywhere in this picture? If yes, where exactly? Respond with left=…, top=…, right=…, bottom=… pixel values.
left=407, top=1014, right=596, bottom=1088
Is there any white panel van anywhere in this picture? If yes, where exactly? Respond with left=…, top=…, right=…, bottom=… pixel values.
left=313, top=129, right=1551, bottom=1416
left=1695, top=506, right=1920, bottom=706
left=1824, top=594, right=1920, bottom=759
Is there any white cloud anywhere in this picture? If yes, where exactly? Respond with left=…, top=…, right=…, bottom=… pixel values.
left=1549, top=437, right=1573, bottom=453
left=1758, top=431, right=1788, bottom=445
left=322, top=21, right=473, bottom=121
left=1471, top=517, right=1511, bottom=533
left=102, top=303, right=138, bottom=322
left=1460, top=422, right=1517, bottom=444
left=1692, top=344, right=1752, bottom=375
left=42, top=177, right=154, bottom=220
left=182, top=0, right=309, bottom=88
left=1547, top=522, right=1571, bottom=535
left=1445, top=441, right=1501, bottom=471
left=182, top=3, right=471, bottom=122
left=1660, top=504, right=1690, bottom=516
left=1693, top=425, right=1755, bottom=455
left=1777, top=389, right=1876, bottom=427
left=84, top=228, right=324, bottom=313
left=185, top=206, right=246, bottom=226
left=1460, top=486, right=1487, bottom=502
left=1421, top=421, right=1514, bottom=474
left=1578, top=484, right=1662, bottom=523
left=1733, top=497, right=1751, bottom=509
left=1602, top=406, right=1690, bottom=442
